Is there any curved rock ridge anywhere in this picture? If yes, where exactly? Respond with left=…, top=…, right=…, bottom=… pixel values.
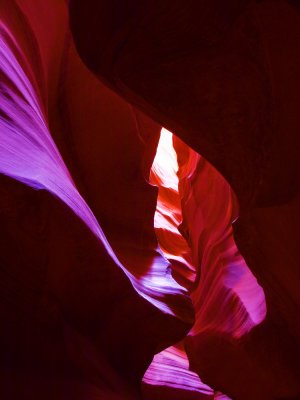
left=0, top=1, right=193, bottom=398
left=0, top=5, right=190, bottom=319
left=0, top=0, right=195, bottom=318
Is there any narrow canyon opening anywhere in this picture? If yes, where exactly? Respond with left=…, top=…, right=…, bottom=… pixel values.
left=143, top=127, right=267, bottom=398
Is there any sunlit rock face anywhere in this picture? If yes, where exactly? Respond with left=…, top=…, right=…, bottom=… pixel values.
left=143, top=129, right=215, bottom=399
left=143, top=128, right=264, bottom=399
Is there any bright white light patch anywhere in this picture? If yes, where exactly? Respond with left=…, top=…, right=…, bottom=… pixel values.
left=151, top=128, right=179, bottom=191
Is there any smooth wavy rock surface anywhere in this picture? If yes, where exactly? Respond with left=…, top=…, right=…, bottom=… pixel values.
left=0, top=1, right=193, bottom=398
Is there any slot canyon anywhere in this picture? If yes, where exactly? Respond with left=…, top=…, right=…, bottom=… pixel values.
left=0, top=1, right=300, bottom=399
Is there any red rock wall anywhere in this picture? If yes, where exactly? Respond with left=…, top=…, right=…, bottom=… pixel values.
left=1, top=0, right=300, bottom=399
